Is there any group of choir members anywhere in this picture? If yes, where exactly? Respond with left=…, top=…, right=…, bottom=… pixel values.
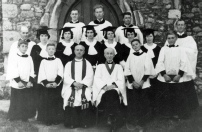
left=6, top=4, right=199, bottom=132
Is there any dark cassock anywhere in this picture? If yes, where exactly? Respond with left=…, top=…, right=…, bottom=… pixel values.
left=115, top=24, right=143, bottom=44
left=61, top=21, right=85, bottom=44
left=155, top=45, right=195, bottom=118
left=55, top=27, right=78, bottom=66
left=37, top=56, right=64, bottom=124
left=88, top=19, right=112, bottom=42
left=99, top=26, right=124, bottom=65
left=62, top=58, right=94, bottom=127
left=93, top=62, right=126, bottom=124
left=124, top=49, right=155, bottom=126
left=80, top=25, right=105, bottom=69
left=7, top=51, right=35, bottom=121
left=30, top=27, right=50, bottom=120
left=175, top=32, right=199, bottom=112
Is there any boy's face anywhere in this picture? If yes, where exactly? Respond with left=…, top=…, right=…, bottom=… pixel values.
left=18, top=44, right=28, bottom=54
left=167, top=34, right=177, bottom=45
left=46, top=46, right=56, bottom=56
left=131, top=41, right=141, bottom=51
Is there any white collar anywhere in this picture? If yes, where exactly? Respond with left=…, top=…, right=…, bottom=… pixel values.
left=177, top=32, right=185, bottom=36
left=144, top=43, right=157, bottom=50
left=61, top=39, right=74, bottom=47
left=75, top=58, right=83, bottom=62
left=105, top=40, right=117, bottom=48
left=38, top=42, right=47, bottom=49
left=85, top=39, right=97, bottom=46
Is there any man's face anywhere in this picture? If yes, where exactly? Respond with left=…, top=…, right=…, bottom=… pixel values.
left=86, top=30, right=94, bottom=39
left=20, top=29, right=29, bottom=39
left=74, top=45, right=85, bottom=59
left=94, top=8, right=104, bottom=20
left=131, top=41, right=141, bottom=51
left=176, top=21, right=186, bottom=33
left=63, top=31, right=72, bottom=40
left=167, top=34, right=177, bottom=45
left=46, top=46, right=56, bottom=56
left=18, top=44, right=28, bottom=54
left=104, top=49, right=114, bottom=62
left=123, top=15, right=131, bottom=25
left=70, top=10, right=79, bottom=21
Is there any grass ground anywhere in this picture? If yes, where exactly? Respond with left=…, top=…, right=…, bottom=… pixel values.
left=0, top=98, right=201, bottom=132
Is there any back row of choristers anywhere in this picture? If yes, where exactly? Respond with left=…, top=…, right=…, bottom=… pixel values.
left=6, top=4, right=199, bottom=132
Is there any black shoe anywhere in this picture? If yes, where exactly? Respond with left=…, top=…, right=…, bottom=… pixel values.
left=70, top=125, right=75, bottom=129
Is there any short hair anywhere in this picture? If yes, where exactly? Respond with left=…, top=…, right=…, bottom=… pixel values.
left=85, top=29, right=97, bottom=37
left=61, top=30, right=73, bottom=39
left=123, top=12, right=132, bottom=17
left=93, top=4, right=104, bottom=12
left=104, top=31, right=116, bottom=39
left=75, top=44, right=85, bottom=51
left=46, top=43, right=56, bottom=48
left=71, top=9, right=79, bottom=14
left=131, top=39, right=141, bottom=44
left=176, top=19, right=186, bottom=25
left=18, top=39, right=29, bottom=46
left=166, top=30, right=178, bottom=38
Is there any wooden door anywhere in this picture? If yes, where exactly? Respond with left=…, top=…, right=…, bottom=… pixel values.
left=58, top=0, right=123, bottom=29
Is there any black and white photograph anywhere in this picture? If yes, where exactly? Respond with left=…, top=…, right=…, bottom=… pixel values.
left=0, top=0, right=202, bottom=132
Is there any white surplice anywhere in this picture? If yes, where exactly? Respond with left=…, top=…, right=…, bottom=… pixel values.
left=7, top=52, right=35, bottom=89
left=124, top=51, right=156, bottom=89
left=155, top=46, right=195, bottom=83
left=37, top=57, right=64, bottom=86
left=6, top=41, right=35, bottom=80
left=61, top=58, right=94, bottom=109
left=93, top=63, right=126, bottom=106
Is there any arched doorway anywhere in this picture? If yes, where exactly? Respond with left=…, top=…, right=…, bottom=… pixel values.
left=58, top=0, right=123, bottom=29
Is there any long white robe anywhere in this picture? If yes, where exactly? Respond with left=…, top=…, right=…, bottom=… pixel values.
left=61, top=58, right=94, bottom=109
left=93, top=63, right=126, bottom=106
left=61, top=22, right=85, bottom=44
left=155, top=46, right=195, bottom=83
left=6, top=41, right=35, bottom=80
left=7, top=52, right=35, bottom=89
left=88, top=20, right=112, bottom=42
left=115, top=25, right=143, bottom=44
left=37, top=57, right=64, bottom=86
left=124, top=51, right=156, bottom=89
